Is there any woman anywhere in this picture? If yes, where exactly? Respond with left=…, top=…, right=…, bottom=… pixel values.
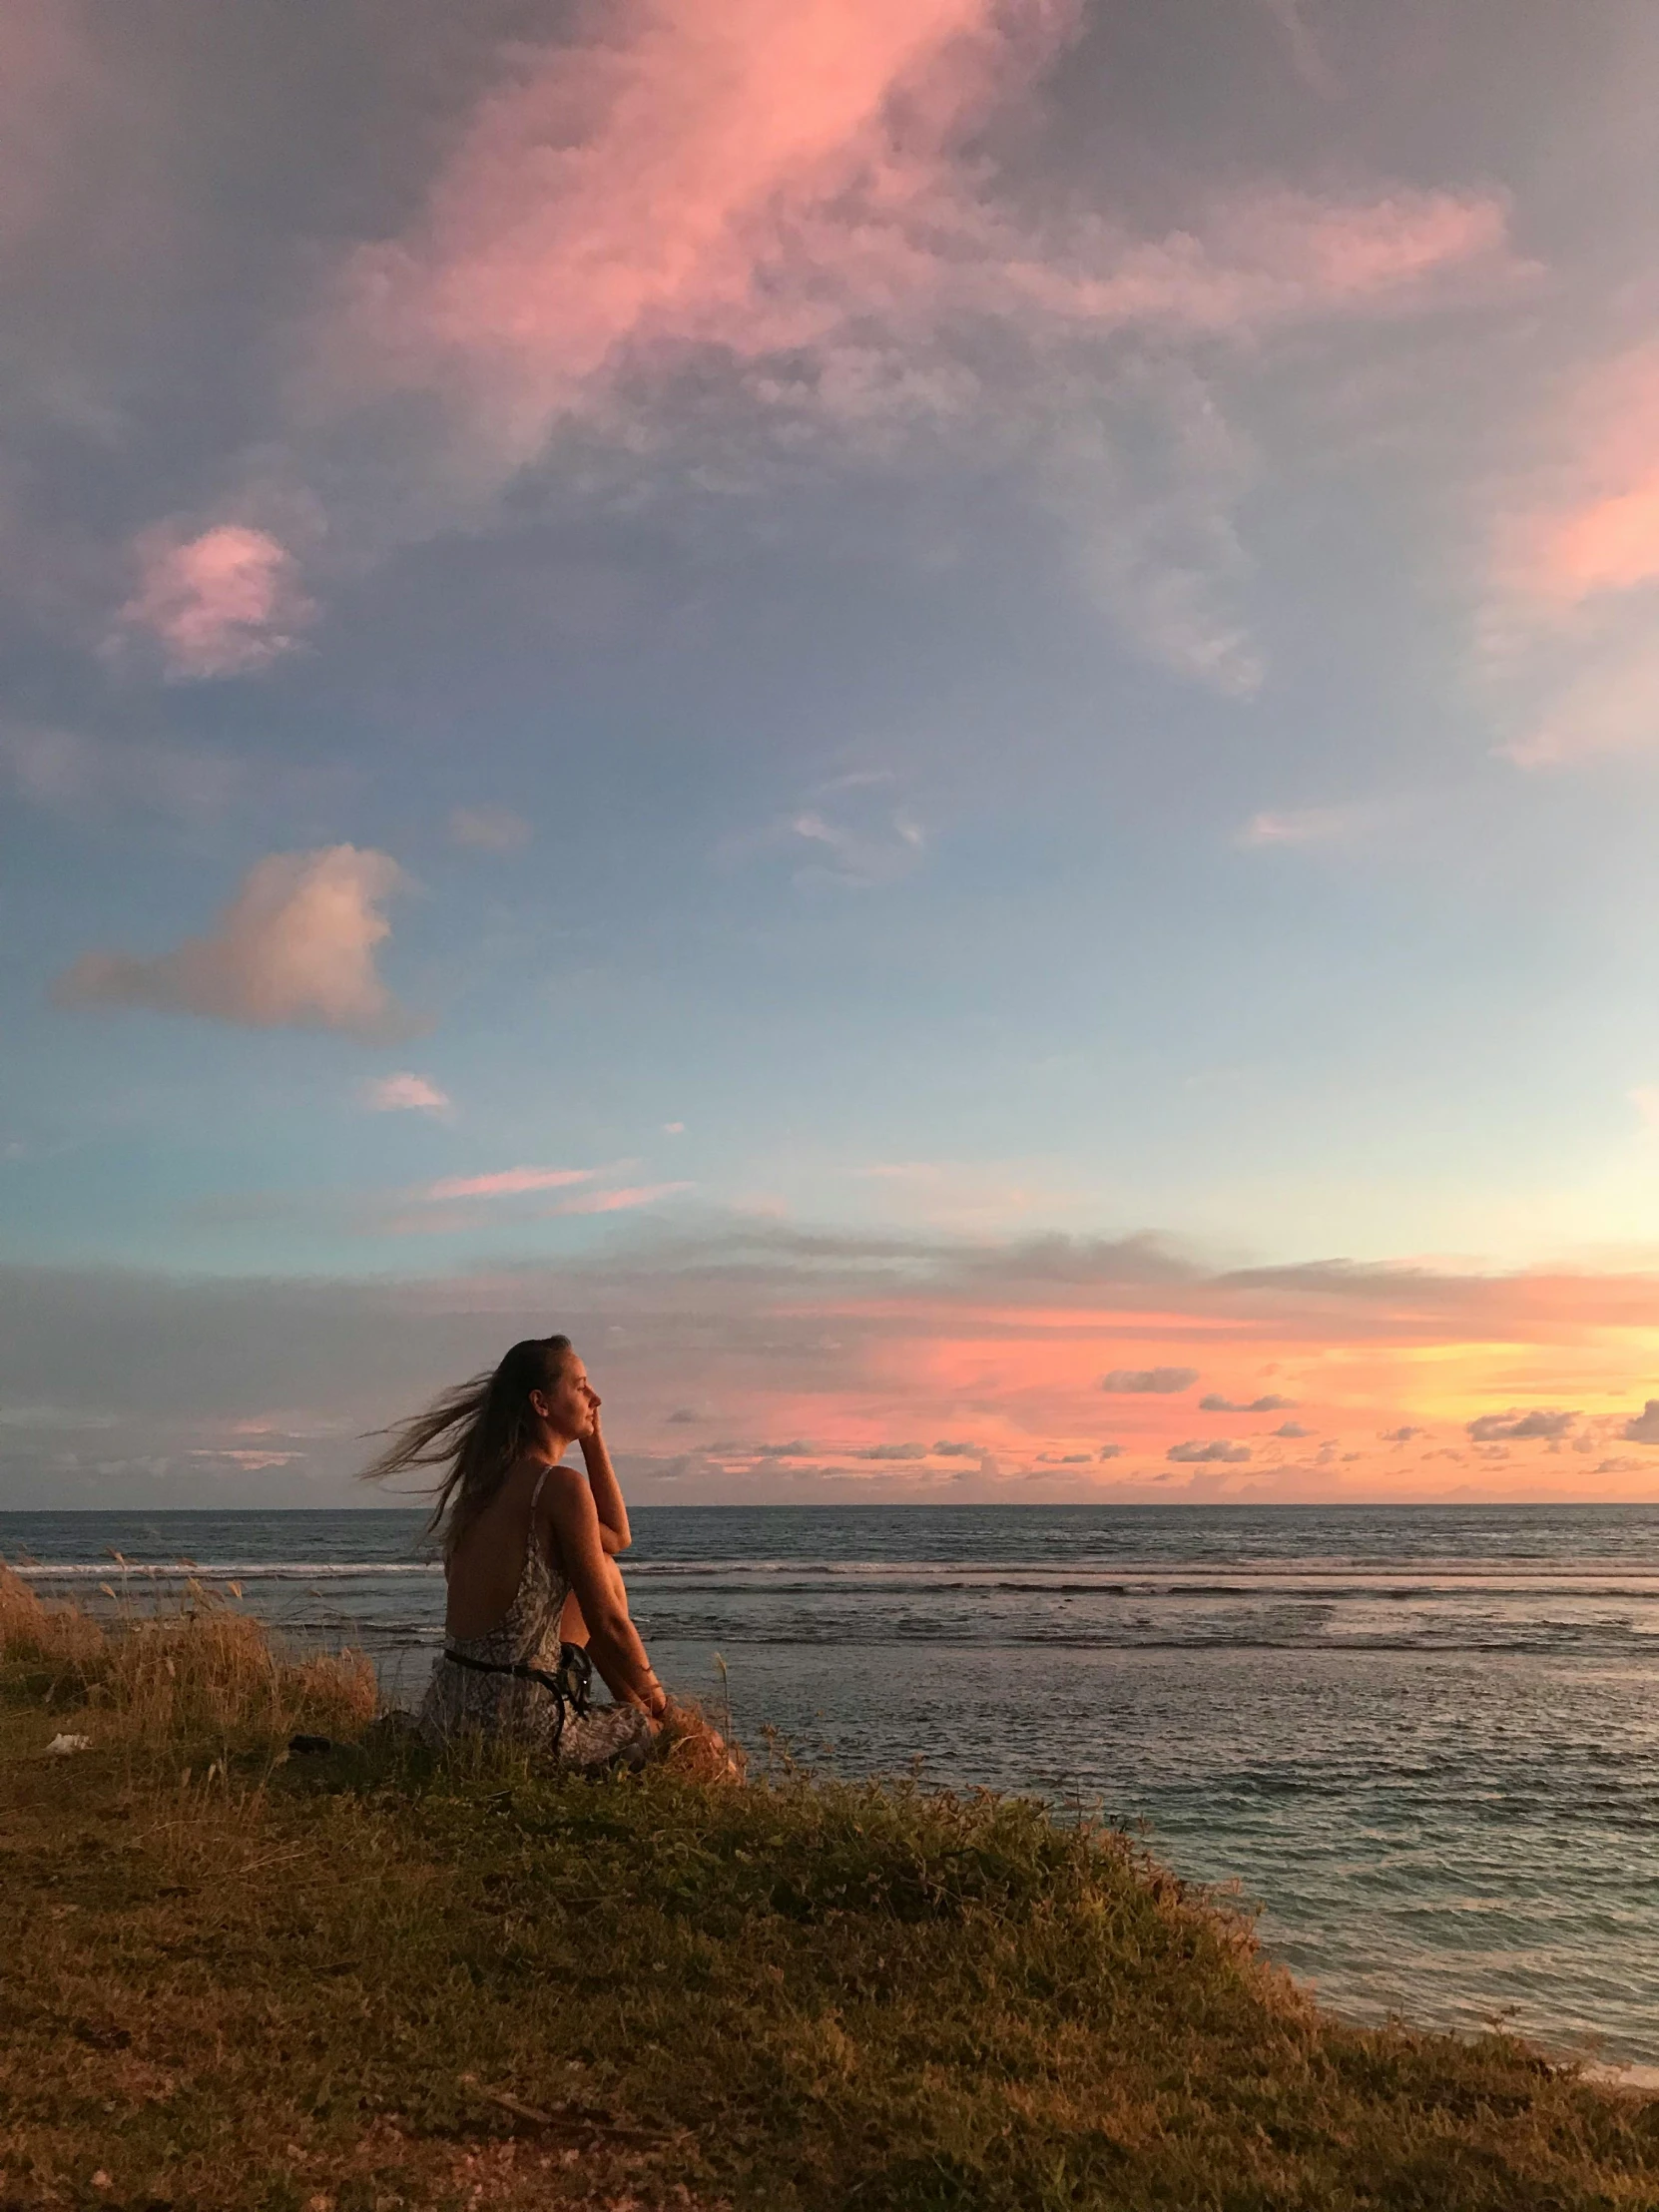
left=362, top=1334, right=667, bottom=1769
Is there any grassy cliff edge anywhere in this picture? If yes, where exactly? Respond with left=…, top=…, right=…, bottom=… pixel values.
left=2, top=1567, right=1655, bottom=2212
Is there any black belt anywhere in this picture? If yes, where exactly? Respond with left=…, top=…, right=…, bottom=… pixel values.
left=442, top=1641, right=593, bottom=1752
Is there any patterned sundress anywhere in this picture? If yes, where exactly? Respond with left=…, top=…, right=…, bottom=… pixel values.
left=418, top=1466, right=656, bottom=1770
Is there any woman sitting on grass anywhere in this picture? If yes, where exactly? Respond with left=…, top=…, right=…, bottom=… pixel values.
left=363, top=1334, right=676, bottom=1771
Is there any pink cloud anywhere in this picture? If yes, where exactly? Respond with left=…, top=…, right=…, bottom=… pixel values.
left=333, top=1, right=1510, bottom=478
left=110, top=522, right=314, bottom=680
left=555, top=1181, right=693, bottom=1214
left=341, top=0, right=1020, bottom=435
left=423, top=1166, right=599, bottom=1201
left=1483, top=346, right=1659, bottom=769
left=288, top=1, right=1516, bottom=700
left=1523, top=474, right=1659, bottom=604
left=1001, top=190, right=1511, bottom=334
left=1498, top=633, right=1659, bottom=770
left=54, top=844, right=408, bottom=1035
left=1498, top=344, right=1659, bottom=610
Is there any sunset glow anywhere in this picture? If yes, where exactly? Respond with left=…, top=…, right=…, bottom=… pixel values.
left=7, top=2, right=1659, bottom=1506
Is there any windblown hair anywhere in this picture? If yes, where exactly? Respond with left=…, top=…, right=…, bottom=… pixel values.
left=359, top=1335, right=573, bottom=1558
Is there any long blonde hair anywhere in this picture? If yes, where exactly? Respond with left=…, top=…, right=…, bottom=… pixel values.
left=360, top=1335, right=572, bottom=1558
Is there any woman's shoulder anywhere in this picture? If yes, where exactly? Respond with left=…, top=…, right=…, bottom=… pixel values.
left=531, top=1458, right=591, bottom=1521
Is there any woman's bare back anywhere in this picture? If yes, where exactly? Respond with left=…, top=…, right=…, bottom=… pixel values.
left=442, top=1458, right=552, bottom=1639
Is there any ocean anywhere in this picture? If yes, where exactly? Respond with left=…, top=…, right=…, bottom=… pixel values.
left=6, top=1503, right=1657, bottom=2073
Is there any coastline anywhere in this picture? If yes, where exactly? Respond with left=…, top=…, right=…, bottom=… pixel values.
left=7, top=1506, right=1659, bottom=2079
left=4, top=1570, right=1658, bottom=2211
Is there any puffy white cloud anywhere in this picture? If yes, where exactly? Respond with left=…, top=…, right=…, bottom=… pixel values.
left=1097, top=1443, right=1124, bottom=1460
left=1620, top=1399, right=1659, bottom=1443
left=1103, top=1366, right=1197, bottom=1393
left=1274, top=1421, right=1311, bottom=1437
left=53, top=845, right=409, bottom=1037
left=1168, top=1438, right=1252, bottom=1462
left=1465, top=1408, right=1576, bottom=1441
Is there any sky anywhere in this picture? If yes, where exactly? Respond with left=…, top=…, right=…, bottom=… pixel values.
left=6, top=0, right=1659, bottom=1507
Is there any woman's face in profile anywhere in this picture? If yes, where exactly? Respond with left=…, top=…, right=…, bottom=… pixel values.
left=542, top=1351, right=598, bottom=1439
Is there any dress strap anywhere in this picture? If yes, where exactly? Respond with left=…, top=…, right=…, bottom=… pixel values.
left=528, top=1462, right=551, bottom=1518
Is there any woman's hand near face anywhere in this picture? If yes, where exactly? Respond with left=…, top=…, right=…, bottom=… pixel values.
left=578, top=1382, right=632, bottom=1553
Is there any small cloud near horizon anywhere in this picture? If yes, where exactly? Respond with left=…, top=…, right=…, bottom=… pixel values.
left=1466, top=1408, right=1576, bottom=1440
left=1200, top=1391, right=1295, bottom=1412
left=1169, top=1438, right=1252, bottom=1462
left=1103, top=1366, right=1198, bottom=1393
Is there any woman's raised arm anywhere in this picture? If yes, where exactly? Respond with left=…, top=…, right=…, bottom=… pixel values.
left=579, top=1396, right=631, bottom=1554
left=540, top=1464, right=663, bottom=1715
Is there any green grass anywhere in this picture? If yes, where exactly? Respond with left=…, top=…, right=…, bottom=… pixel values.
left=2, top=1568, right=1656, bottom=2211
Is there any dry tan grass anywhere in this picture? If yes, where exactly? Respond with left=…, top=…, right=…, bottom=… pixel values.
left=0, top=1561, right=105, bottom=1672
left=0, top=1561, right=376, bottom=1747
left=658, top=1697, right=747, bottom=1786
